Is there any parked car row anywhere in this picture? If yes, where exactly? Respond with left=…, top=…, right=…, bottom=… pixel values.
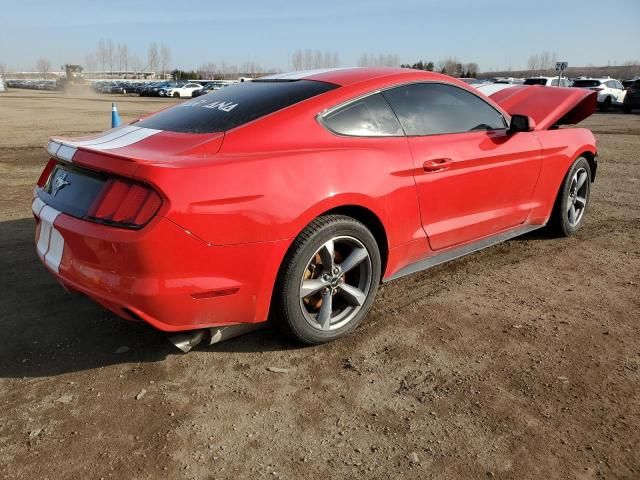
left=5, top=79, right=59, bottom=90
left=478, top=76, right=639, bottom=113
left=91, top=80, right=236, bottom=98
left=92, top=81, right=143, bottom=94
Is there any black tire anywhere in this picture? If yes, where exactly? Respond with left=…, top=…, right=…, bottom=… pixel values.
left=173, top=92, right=180, bottom=98
left=548, top=156, right=592, bottom=236
left=599, top=97, right=611, bottom=112
left=622, top=104, right=631, bottom=114
left=272, top=215, right=381, bottom=345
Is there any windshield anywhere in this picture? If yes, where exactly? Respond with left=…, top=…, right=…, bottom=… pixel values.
left=573, top=80, right=601, bottom=88
left=524, top=78, right=548, bottom=85
left=136, top=80, right=338, bottom=133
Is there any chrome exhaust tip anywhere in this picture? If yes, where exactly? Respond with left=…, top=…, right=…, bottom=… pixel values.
left=169, top=323, right=265, bottom=353
left=169, top=329, right=206, bottom=353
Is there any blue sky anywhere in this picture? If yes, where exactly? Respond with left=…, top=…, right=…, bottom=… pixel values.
left=1, top=0, right=638, bottom=72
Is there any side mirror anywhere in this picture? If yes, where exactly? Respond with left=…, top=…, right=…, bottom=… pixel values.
left=509, top=114, right=536, bottom=133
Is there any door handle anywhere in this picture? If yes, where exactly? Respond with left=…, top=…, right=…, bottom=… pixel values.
left=423, top=158, right=453, bottom=172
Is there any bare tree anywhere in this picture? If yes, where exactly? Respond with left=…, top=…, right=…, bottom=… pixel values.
left=148, top=42, right=159, bottom=77
left=160, top=42, right=171, bottom=78
left=198, top=62, right=218, bottom=79
left=463, top=62, right=479, bottom=77
left=36, top=57, right=51, bottom=76
left=106, top=39, right=115, bottom=76
left=291, top=50, right=303, bottom=70
left=129, top=54, right=142, bottom=77
left=121, top=44, right=129, bottom=76
left=358, top=53, right=399, bottom=67
left=117, top=43, right=129, bottom=76
left=527, top=51, right=558, bottom=74
left=84, top=53, right=97, bottom=72
left=289, top=49, right=339, bottom=70
left=96, top=39, right=107, bottom=74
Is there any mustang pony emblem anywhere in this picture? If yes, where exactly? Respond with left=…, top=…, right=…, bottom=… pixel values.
left=51, top=172, right=70, bottom=196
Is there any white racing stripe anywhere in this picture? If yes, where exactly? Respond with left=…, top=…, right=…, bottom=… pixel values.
left=33, top=198, right=64, bottom=273
left=47, top=126, right=161, bottom=162
left=56, top=144, right=77, bottom=161
left=86, top=127, right=161, bottom=150
left=47, top=141, right=61, bottom=157
left=72, top=125, right=141, bottom=147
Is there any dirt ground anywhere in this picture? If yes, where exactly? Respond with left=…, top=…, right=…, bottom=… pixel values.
left=0, top=89, right=638, bottom=480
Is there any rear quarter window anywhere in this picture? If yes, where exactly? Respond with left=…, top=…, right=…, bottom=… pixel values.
left=320, top=93, right=403, bottom=136
left=136, top=80, right=338, bottom=133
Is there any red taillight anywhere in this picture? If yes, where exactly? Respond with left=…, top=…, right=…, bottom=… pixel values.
left=37, top=159, right=57, bottom=187
left=88, top=178, right=162, bottom=227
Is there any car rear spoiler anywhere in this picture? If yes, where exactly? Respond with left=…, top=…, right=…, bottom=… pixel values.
left=488, top=85, right=598, bottom=130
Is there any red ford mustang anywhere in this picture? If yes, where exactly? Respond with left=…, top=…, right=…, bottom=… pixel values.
left=34, top=68, right=598, bottom=347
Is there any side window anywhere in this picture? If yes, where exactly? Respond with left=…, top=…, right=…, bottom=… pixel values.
left=551, top=79, right=559, bottom=86
left=321, top=93, right=404, bottom=136
left=382, top=83, right=507, bottom=136
left=605, top=81, right=615, bottom=88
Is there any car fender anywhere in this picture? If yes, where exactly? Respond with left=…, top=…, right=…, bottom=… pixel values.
left=527, top=128, right=597, bottom=224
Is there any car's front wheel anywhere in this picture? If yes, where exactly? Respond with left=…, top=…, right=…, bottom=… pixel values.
left=549, top=156, right=592, bottom=236
left=273, top=215, right=381, bottom=344
left=599, top=97, right=612, bottom=112
left=173, top=92, right=180, bottom=98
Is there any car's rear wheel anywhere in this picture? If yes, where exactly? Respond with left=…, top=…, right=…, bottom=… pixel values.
left=549, top=156, right=591, bottom=236
left=622, top=104, right=631, bottom=114
left=273, top=215, right=381, bottom=344
left=599, top=97, right=612, bottom=112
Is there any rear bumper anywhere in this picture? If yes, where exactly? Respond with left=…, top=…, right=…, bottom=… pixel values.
left=32, top=197, right=287, bottom=332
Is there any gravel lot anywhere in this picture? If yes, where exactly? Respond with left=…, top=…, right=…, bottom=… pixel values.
left=0, top=89, right=638, bottom=479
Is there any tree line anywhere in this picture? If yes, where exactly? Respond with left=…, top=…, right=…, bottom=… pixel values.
left=81, top=39, right=172, bottom=78
left=400, top=58, right=479, bottom=78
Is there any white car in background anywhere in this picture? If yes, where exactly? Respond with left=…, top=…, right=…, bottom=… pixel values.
left=163, top=82, right=203, bottom=98
left=572, top=78, right=626, bottom=111
left=524, top=76, right=572, bottom=87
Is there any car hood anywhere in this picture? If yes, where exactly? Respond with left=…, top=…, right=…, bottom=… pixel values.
left=488, top=85, right=598, bottom=130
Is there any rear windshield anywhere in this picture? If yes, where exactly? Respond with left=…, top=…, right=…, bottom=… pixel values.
left=524, top=78, right=547, bottom=85
left=573, top=80, right=601, bottom=88
left=136, top=80, right=338, bottom=133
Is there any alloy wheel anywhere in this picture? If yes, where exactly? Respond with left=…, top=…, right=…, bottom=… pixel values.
left=567, top=167, right=588, bottom=227
left=299, top=236, right=372, bottom=331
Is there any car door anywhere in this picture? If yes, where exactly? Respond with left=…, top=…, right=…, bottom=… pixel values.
left=382, top=82, right=542, bottom=251
left=184, top=83, right=197, bottom=97
left=613, top=80, right=626, bottom=104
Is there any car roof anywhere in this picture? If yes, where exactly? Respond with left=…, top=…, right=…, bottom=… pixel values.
left=260, top=67, right=452, bottom=87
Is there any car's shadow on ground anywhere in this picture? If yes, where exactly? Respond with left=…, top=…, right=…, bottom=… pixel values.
left=0, top=216, right=567, bottom=379
left=0, top=218, right=290, bottom=379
